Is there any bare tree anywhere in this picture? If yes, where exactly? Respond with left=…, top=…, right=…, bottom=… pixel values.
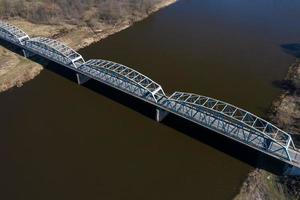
left=0, top=0, right=162, bottom=26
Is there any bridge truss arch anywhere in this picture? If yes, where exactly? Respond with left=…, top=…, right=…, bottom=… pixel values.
left=1, top=20, right=299, bottom=169
left=80, top=59, right=166, bottom=102
left=0, top=21, right=30, bottom=45
left=25, top=37, right=85, bottom=68
left=167, top=91, right=299, bottom=164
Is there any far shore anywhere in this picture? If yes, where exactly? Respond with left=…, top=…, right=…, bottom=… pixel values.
left=235, top=61, right=300, bottom=200
left=0, top=0, right=177, bottom=93
left=1, top=1, right=299, bottom=199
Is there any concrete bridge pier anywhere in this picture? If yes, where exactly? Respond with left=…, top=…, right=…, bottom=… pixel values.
left=156, top=108, right=169, bottom=122
left=22, top=49, right=34, bottom=58
left=76, top=73, right=91, bottom=85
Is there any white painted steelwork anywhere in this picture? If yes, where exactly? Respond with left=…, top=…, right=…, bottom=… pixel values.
left=164, top=92, right=300, bottom=165
left=0, top=21, right=30, bottom=45
left=0, top=20, right=299, bottom=171
left=82, top=59, right=165, bottom=102
left=25, top=37, right=85, bottom=68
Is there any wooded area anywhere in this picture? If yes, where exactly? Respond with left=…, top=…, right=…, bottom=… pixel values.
left=0, top=0, right=162, bottom=26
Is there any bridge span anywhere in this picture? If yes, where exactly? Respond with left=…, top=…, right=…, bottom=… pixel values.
left=1, top=21, right=300, bottom=175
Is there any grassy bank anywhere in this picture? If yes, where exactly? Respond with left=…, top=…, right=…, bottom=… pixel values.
left=0, top=46, right=42, bottom=92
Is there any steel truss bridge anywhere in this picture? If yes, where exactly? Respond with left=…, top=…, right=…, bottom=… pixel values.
left=1, top=21, right=300, bottom=174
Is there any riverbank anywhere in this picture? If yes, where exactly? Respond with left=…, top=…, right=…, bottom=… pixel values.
left=0, top=0, right=177, bottom=92
left=234, top=61, right=300, bottom=200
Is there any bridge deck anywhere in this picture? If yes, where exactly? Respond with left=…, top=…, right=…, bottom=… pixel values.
left=1, top=20, right=300, bottom=170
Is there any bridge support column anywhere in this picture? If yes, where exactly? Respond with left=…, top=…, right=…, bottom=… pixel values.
left=76, top=73, right=90, bottom=85
left=22, top=49, right=34, bottom=58
left=156, top=108, right=169, bottom=122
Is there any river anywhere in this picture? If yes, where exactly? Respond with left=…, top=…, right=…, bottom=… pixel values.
left=1, top=0, right=300, bottom=199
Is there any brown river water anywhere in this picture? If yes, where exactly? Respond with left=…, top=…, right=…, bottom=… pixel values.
left=1, top=0, right=300, bottom=199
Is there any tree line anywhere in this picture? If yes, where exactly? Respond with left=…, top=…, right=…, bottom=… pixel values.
left=0, top=0, right=162, bottom=26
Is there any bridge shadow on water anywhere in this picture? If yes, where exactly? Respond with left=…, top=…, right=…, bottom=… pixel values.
left=0, top=40, right=23, bottom=55
left=85, top=79, right=289, bottom=175
left=1, top=41, right=290, bottom=175
left=47, top=63, right=288, bottom=175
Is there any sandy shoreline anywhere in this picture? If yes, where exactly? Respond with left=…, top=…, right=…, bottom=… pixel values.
left=2, top=0, right=299, bottom=198
left=234, top=61, right=300, bottom=200
left=0, top=0, right=177, bottom=93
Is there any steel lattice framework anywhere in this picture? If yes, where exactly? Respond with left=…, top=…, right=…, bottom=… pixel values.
left=0, top=21, right=30, bottom=45
left=81, top=59, right=166, bottom=102
left=164, top=92, right=299, bottom=163
left=0, top=20, right=300, bottom=170
left=25, top=37, right=85, bottom=68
